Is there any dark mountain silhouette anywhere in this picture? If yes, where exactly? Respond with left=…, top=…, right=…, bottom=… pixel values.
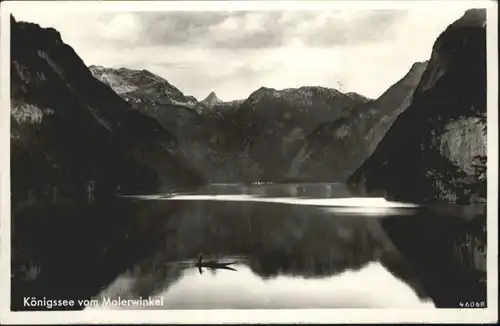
left=10, top=16, right=206, bottom=204
left=347, top=9, right=487, bottom=204
left=288, top=62, right=428, bottom=181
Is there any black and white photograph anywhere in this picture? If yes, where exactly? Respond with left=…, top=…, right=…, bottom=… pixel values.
left=0, top=0, right=497, bottom=324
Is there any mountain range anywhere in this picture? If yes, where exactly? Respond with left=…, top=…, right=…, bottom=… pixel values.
left=88, top=65, right=372, bottom=182
left=10, top=8, right=487, bottom=204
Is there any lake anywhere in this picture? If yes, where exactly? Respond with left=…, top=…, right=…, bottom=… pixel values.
left=11, top=183, right=487, bottom=310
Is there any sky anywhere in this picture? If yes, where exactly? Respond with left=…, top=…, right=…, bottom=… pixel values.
left=8, top=2, right=476, bottom=101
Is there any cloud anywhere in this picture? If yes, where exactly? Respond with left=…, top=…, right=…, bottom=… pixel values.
left=117, top=10, right=404, bottom=50
left=299, top=10, right=405, bottom=47
left=137, top=12, right=241, bottom=47
left=8, top=3, right=475, bottom=100
left=112, top=11, right=286, bottom=50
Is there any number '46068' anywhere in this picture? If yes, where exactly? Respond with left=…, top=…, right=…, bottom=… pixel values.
left=458, top=301, right=486, bottom=308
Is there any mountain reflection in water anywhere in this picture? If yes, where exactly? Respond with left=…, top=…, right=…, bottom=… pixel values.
left=12, top=183, right=486, bottom=310
left=91, top=261, right=434, bottom=309
left=86, top=183, right=442, bottom=310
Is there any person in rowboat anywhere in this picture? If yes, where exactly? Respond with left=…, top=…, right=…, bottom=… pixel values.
left=195, top=253, right=237, bottom=274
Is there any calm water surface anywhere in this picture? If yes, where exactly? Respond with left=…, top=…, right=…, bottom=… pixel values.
left=86, top=183, right=473, bottom=310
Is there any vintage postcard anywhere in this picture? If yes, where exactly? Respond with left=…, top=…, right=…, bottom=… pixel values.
left=0, top=0, right=498, bottom=324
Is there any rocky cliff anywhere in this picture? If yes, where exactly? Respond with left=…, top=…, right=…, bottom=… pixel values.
left=10, top=16, right=205, bottom=204
left=347, top=9, right=487, bottom=203
left=288, top=62, right=427, bottom=181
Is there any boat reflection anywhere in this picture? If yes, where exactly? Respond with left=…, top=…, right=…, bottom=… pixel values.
left=195, top=254, right=238, bottom=274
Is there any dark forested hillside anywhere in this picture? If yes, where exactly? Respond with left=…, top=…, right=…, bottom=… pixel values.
left=10, top=16, right=205, bottom=204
